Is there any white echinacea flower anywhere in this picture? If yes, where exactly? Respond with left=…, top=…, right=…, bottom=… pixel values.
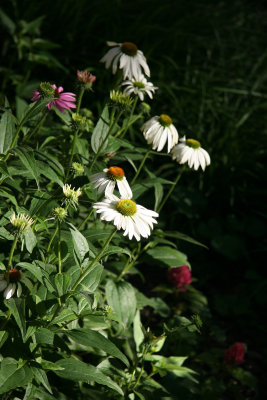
left=0, top=268, right=33, bottom=299
left=142, top=114, right=179, bottom=153
left=121, top=74, right=158, bottom=101
left=100, top=41, right=150, bottom=80
left=93, top=194, right=158, bottom=241
left=90, top=167, right=132, bottom=198
left=171, top=136, right=211, bottom=171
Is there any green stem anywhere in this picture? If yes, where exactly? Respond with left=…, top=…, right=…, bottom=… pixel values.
left=77, top=87, right=85, bottom=113
left=131, top=149, right=150, bottom=185
left=71, top=228, right=117, bottom=293
left=156, top=166, right=185, bottom=213
left=65, top=87, right=85, bottom=181
left=45, top=225, right=58, bottom=262
left=58, top=221, right=62, bottom=274
left=117, top=96, right=138, bottom=139
left=89, top=109, right=122, bottom=172
left=78, top=207, right=93, bottom=231
left=8, top=236, right=18, bottom=269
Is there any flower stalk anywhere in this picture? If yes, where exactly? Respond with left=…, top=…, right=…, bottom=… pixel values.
left=156, top=166, right=186, bottom=213
left=8, top=236, right=18, bottom=269
left=131, top=149, right=150, bottom=185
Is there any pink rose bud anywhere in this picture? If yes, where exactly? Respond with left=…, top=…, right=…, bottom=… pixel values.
left=167, top=265, right=192, bottom=291
left=224, top=342, right=245, bottom=364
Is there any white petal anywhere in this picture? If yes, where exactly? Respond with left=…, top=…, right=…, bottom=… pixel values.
left=4, top=283, right=16, bottom=299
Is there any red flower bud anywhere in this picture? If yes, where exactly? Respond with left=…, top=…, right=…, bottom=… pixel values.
left=224, top=342, right=245, bottom=364
left=167, top=265, right=192, bottom=291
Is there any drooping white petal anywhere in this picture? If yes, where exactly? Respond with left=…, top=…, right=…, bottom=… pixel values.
left=4, top=283, right=16, bottom=299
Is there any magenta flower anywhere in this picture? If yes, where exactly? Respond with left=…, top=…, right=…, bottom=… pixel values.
left=167, top=265, right=192, bottom=292
left=224, top=342, right=245, bottom=364
left=32, top=84, right=76, bottom=114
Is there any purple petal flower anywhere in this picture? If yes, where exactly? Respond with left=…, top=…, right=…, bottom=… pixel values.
left=32, top=84, right=76, bottom=114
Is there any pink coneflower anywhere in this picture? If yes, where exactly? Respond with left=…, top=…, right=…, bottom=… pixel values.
left=32, top=84, right=76, bottom=114
left=77, top=70, right=96, bottom=85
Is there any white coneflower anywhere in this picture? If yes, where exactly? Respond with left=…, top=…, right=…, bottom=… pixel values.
left=10, top=212, right=34, bottom=232
left=93, top=194, right=158, bottom=241
left=90, top=167, right=132, bottom=198
left=0, top=268, right=33, bottom=300
left=63, top=184, right=82, bottom=207
left=100, top=41, right=150, bottom=80
left=142, top=114, right=179, bottom=153
left=171, top=136, right=211, bottom=171
left=121, top=74, right=158, bottom=101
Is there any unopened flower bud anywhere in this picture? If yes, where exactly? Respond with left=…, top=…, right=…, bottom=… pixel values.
left=140, top=102, right=151, bottom=115
left=54, top=207, right=68, bottom=221
left=110, top=90, right=133, bottom=108
left=71, top=113, right=86, bottom=129
left=72, top=162, right=84, bottom=177
left=77, top=70, right=96, bottom=86
left=224, top=342, right=245, bottom=365
left=168, top=265, right=192, bottom=292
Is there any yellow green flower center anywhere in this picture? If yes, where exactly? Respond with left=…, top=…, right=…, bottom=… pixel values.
left=121, top=42, right=138, bottom=56
left=39, top=82, right=54, bottom=98
left=133, top=81, right=145, bottom=89
left=116, top=199, right=137, bottom=216
left=107, top=167, right=125, bottom=181
left=159, top=114, right=172, bottom=127
left=186, top=138, right=201, bottom=149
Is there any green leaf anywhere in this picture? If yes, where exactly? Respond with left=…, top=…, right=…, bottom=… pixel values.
left=0, top=331, right=8, bottom=349
left=156, top=230, right=208, bottom=248
left=54, top=273, right=72, bottom=297
left=23, top=227, right=37, bottom=253
left=70, top=225, right=89, bottom=262
left=133, top=310, right=144, bottom=352
left=74, top=262, right=103, bottom=293
left=0, top=226, right=14, bottom=240
left=55, top=357, right=123, bottom=396
left=52, top=308, right=77, bottom=325
left=83, top=229, right=114, bottom=242
left=0, top=98, right=16, bottom=154
left=18, top=262, right=44, bottom=284
left=13, top=147, right=40, bottom=187
left=91, top=105, right=109, bottom=154
left=35, top=328, right=55, bottom=345
left=102, top=245, right=132, bottom=259
left=147, top=246, right=189, bottom=267
left=38, top=160, right=63, bottom=187
left=105, top=280, right=136, bottom=328
left=154, top=183, right=163, bottom=211
left=5, top=297, right=26, bottom=338
left=31, top=366, right=52, bottom=394
left=66, top=328, right=129, bottom=366
left=0, top=9, right=16, bottom=35
left=0, top=358, right=33, bottom=394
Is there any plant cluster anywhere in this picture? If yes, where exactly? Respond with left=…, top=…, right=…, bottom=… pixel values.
left=0, top=5, right=260, bottom=399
